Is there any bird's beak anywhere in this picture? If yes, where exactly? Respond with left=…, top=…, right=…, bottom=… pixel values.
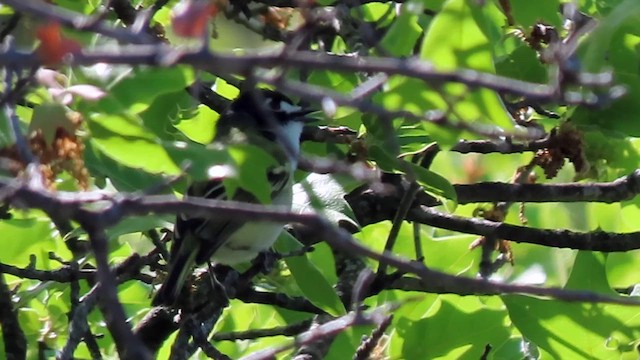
left=294, top=109, right=319, bottom=123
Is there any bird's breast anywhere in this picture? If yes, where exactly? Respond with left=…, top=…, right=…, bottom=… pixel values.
left=210, top=186, right=293, bottom=265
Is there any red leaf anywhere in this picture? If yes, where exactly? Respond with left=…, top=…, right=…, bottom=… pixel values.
left=36, top=22, right=81, bottom=64
left=171, top=0, right=219, bottom=38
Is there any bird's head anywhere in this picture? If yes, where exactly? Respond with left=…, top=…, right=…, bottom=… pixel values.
left=217, top=89, right=315, bottom=161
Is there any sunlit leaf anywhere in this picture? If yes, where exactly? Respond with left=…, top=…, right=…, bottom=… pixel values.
left=503, top=251, right=640, bottom=358
left=293, top=173, right=360, bottom=231
left=276, top=232, right=346, bottom=316
left=422, top=0, right=512, bottom=128
left=391, top=295, right=511, bottom=359
left=506, top=0, right=562, bottom=27
left=575, top=0, right=640, bottom=135
left=101, top=66, right=195, bottom=114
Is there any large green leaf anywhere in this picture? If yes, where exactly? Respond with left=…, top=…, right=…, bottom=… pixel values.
left=380, top=6, right=422, bottom=56
left=507, top=0, right=562, bottom=27
left=503, top=251, right=640, bottom=358
left=212, top=300, right=298, bottom=358
left=89, top=107, right=279, bottom=201
left=171, top=103, right=218, bottom=144
left=359, top=2, right=395, bottom=22
left=405, top=161, right=457, bottom=207
left=100, top=66, right=195, bottom=114
left=276, top=232, right=346, bottom=316
left=0, top=218, right=69, bottom=269
left=88, top=112, right=231, bottom=184
left=293, top=173, right=360, bottom=231
left=378, top=0, right=513, bottom=148
left=84, top=140, right=167, bottom=192
left=565, top=252, right=616, bottom=294
left=574, top=0, right=640, bottom=135
left=495, top=44, right=548, bottom=83
left=419, top=0, right=513, bottom=130
left=581, top=130, right=640, bottom=179
left=88, top=113, right=181, bottom=175
left=390, top=295, right=511, bottom=359
left=226, top=144, right=278, bottom=204
left=139, top=89, right=199, bottom=141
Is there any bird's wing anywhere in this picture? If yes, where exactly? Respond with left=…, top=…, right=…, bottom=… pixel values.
left=153, top=165, right=291, bottom=305
left=172, top=166, right=291, bottom=265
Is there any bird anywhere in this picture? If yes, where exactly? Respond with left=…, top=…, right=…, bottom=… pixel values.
left=152, top=89, right=314, bottom=306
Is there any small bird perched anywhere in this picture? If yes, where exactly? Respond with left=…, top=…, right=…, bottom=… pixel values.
left=152, top=89, right=313, bottom=306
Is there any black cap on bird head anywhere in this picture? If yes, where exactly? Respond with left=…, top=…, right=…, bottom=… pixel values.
left=227, top=89, right=315, bottom=126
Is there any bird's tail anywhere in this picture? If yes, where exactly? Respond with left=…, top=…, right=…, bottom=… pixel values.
left=152, top=248, right=197, bottom=307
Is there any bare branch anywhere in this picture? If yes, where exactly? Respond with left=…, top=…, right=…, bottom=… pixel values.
left=0, top=261, right=94, bottom=282
left=212, top=320, right=313, bottom=341
left=1, top=0, right=154, bottom=44
left=0, top=43, right=620, bottom=108
left=353, top=314, right=392, bottom=360
left=407, top=205, right=640, bottom=253
left=241, top=306, right=393, bottom=360
left=456, top=170, right=640, bottom=204
left=388, top=276, right=633, bottom=304
left=0, top=274, right=26, bottom=360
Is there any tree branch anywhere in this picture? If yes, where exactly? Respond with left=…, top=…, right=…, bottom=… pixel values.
left=456, top=170, right=640, bottom=204
left=0, top=274, right=26, bottom=360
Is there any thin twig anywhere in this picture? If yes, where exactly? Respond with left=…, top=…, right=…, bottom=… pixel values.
left=240, top=306, right=393, bottom=360
left=2, top=0, right=154, bottom=44
left=376, top=181, right=420, bottom=277
left=212, top=320, right=313, bottom=341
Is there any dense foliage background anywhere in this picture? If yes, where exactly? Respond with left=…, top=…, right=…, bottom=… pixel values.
left=1, top=0, right=640, bottom=359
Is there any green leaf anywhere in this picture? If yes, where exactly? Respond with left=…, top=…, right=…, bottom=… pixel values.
left=88, top=113, right=181, bottom=174
left=164, top=140, right=230, bottom=182
left=0, top=219, right=70, bottom=268
left=496, top=44, right=548, bottom=83
left=105, top=216, right=173, bottom=240
left=101, top=66, right=195, bottom=114
left=368, top=144, right=401, bottom=171
left=275, top=232, right=346, bottom=316
left=503, top=295, right=640, bottom=359
left=380, top=7, right=422, bottom=56
left=88, top=112, right=230, bottom=183
left=404, top=161, right=457, bottom=207
left=84, top=140, right=166, bottom=192
left=362, top=111, right=401, bottom=159
left=580, top=129, right=640, bottom=179
left=139, top=89, right=197, bottom=141
left=397, top=123, right=435, bottom=153
left=54, top=0, right=97, bottom=14
left=565, top=251, right=616, bottom=295
left=227, top=144, right=277, bottom=204
left=213, top=300, right=295, bottom=358
left=390, top=295, right=511, bottom=359
left=507, top=0, right=562, bottom=27
left=29, top=103, right=76, bottom=146
left=419, top=0, right=513, bottom=131
left=171, top=104, right=218, bottom=144
left=375, top=81, right=462, bottom=148
left=359, top=2, right=395, bottom=22
left=503, top=250, right=640, bottom=359
left=293, top=173, right=360, bottom=232
left=306, top=242, right=338, bottom=286
left=574, top=0, right=640, bottom=135
left=581, top=0, right=640, bottom=72
left=0, top=110, right=14, bottom=148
